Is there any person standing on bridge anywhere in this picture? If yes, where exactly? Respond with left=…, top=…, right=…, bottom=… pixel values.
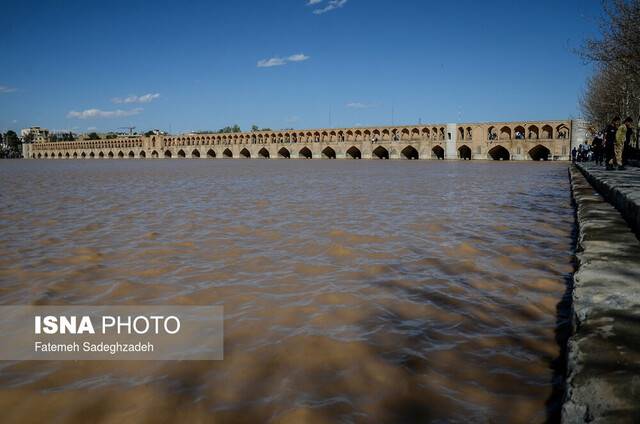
left=615, top=117, right=634, bottom=170
left=604, top=116, right=620, bottom=170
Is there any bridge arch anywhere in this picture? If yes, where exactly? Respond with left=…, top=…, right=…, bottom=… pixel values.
left=90, top=152, right=95, bottom=158
left=299, top=147, right=312, bottom=159
left=206, top=149, right=216, bottom=158
left=278, top=147, right=291, bottom=158
left=37, top=153, right=42, bottom=158
left=151, top=150, right=159, bottom=158
left=128, top=151, right=135, bottom=158
left=528, top=125, right=539, bottom=139
left=488, top=145, right=510, bottom=160
left=65, top=152, right=70, bottom=158
left=401, top=145, right=419, bottom=160
left=164, top=150, right=172, bottom=158
left=458, top=145, right=472, bottom=160
left=346, top=146, right=361, bottom=159
left=223, top=148, right=233, bottom=158
left=191, top=149, right=200, bottom=158
left=372, top=145, right=389, bottom=159
left=541, top=125, right=553, bottom=139
left=432, top=145, right=445, bottom=160
left=240, top=148, right=251, bottom=158
left=177, top=149, right=186, bottom=158
left=528, top=144, right=550, bottom=161
left=108, top=151, right=114, bottom=158
left=321, top=146, right=336, bottom=159
left=140, top=151, right=146, bottom=158
left=499, top=126, right=512, bottom=140
left=58, top=152, right=63, bottom=158
left=258, top=147, right=270, bottom=158
left=73, top=152, right=77, bottom=158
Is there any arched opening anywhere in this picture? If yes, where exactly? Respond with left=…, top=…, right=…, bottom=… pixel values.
left=117, top=151, right=124, bottom=158
left=191, top=149, right=200, bottom=158
left=528, top=144, right=551, bottom=161
left=81, top=152, right=86, bottom=158
left=37, top=153, right=42, bottom=158
left=401, top=145, right=419, bottom=160
left=164, top=150, right=172, bottom=158
left=514, top=125, right=526, bottom=140
left=372, top=146, right=389, bottom=159
left=65, top=152, right=70, bottom=158
left=458, top=145, right=472, bottom=160
left=488, top=145, right=510, bottom=160
left=90, top=152, right=95, bottom=158
left=240, top=148, right=251, bottom=158
left=207, top=149, right=216, bottom=158
left=151, top=150, right=159, bottom=158
left=177, top=149, right=186, bottom=158
left=346, top=146, right=361, bottom=159
left=58, top=152, right=63, bottom=158
left=299, top=147, right=312, bottom=159
left=321, top=147, right=336, bottom=159
left=458, top=127, right=465, bottom=140
left=528, top=125, right=539, bottom=139
left=541, top=125, right=553, bottom=139
left=278, top=147, right=290, bottom=158
left=44, top=153, right=48, bottom=158
left=258, top=148, right=270, bottom=158
left=223, top=148, right=233, bottom=158
left=499, top=126, right=512, bottom=140
left=72, top=152, right=77, bottom=158
left=99, top=152, right=105, bottom=158
left=431, top=145, right=444, bottom=160
left=108, top=151, right=114, bottom=158
left=140, top=151, right=146, bottom=158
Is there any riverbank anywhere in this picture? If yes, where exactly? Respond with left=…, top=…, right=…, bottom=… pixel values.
left=564, top=164, right=640, bottom=423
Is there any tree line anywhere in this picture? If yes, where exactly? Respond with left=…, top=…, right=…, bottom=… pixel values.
left=580, top=0, right=640, bottom=146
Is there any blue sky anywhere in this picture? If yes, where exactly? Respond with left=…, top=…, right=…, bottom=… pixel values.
left=0, top=0, right=602, bottom=134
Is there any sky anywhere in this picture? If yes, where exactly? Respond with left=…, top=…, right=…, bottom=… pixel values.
left=0, top=0, right=603, bottom=134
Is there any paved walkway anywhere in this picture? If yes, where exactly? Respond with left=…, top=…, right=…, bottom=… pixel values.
left=563, top=165, right=640, bottom=423
left=576, top=162, right=640, bottom=235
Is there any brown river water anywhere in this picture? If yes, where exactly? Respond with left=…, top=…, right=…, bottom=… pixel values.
left=0, top=159, right=574, bottom=423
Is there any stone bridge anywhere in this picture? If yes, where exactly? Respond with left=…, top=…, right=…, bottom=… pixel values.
left=24, top=120, right=573, bottom=161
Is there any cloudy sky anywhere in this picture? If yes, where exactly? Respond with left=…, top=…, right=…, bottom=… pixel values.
left=0, top=0, right=601, bottom=134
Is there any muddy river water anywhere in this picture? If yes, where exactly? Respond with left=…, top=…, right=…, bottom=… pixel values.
left=0, top=159, right=574, bottom=423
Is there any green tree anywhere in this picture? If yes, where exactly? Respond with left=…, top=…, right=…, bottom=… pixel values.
left=105, top=133, right=118, bottom=139
left=144, top=130, right=155, bottom=136
left=87, top=132, right=101, bottom=140
left=251, top=125, right=259, bottom=132
left=3, top=131, right=21, bottom=158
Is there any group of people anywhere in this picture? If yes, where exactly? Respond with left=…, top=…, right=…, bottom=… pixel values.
left=572, top=116, right=635, bottom=170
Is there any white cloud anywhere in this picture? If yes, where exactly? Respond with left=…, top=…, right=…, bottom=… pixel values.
left=67, top=108, right=143, bottom=119
left=307, top=0, right=322, bottom=5
left=313, top=0, right=347, bottom=14
left=288, top=53, right=310, bottom=62
left=0, top=85, right=17, bottom=93
left=257, top=54, right=310, bottom=68
left=112, top=93, right=160, bottom=104
left=346, top=102, right=378, bottom=109
left=87, top=127, right=97, bottom=131
left=257, top=57, right=287, bottom=68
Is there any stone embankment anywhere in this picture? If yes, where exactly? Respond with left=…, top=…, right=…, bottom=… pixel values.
left=563, top=163, right=640, bottom=423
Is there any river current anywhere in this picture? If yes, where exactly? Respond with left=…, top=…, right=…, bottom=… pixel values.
left=0, top=159, right=574, bottom=423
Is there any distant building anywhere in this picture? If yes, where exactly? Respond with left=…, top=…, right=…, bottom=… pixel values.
left=21, top=126, right=50, bottom=143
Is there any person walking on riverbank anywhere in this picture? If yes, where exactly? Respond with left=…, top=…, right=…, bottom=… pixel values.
left=604, top=116, right=620, bottom=170
left=592, top=132, right=604, bottom=165
left=615, top=117, right=634, bottom=170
